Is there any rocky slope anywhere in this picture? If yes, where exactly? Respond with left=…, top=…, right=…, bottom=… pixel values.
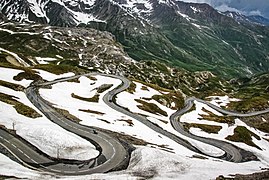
left=1, top=0, right=269, bottom=78
left=1, top=19, right=268, bottom=110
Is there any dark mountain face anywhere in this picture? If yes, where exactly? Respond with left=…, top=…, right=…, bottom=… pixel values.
left=1, top=0, right=269, bottom=78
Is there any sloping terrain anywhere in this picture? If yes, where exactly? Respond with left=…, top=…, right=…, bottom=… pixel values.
left=0, top=20, right=268, bottom=111
left=0, top=10, right=269, bottom=179
left=1, top=0, right=269, bottom=77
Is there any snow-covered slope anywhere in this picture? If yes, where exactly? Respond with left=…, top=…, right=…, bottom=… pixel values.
left=0, top=65, right=269, bottom=179
left=1, top=0, right=269, bottom=78
left=0, top=67, right=99, bottom=160
left=0, top=0, right=229, bottom=26
left=39, top=75, right=198, bottom=156
left=0, top=0, right=103, bottom=25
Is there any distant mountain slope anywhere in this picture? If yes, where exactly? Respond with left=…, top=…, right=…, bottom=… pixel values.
left=223, top=11, right=269, bottom=26
left=1, top=0, right=269, bottom=78
left=248, top=15, right=269, bottom=26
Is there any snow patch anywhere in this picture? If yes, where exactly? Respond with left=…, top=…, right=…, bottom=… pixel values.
left=0, top=67, right=32, bottom=87
left=207, top=95, right=241, bottom=107
left=35, top=57, right=57, bottom=64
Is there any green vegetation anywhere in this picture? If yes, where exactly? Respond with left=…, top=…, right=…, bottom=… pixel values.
left=118, top=11, right=269, bottom=79
left=87, top=76, right=97, bottom=81
left=189, top=104, right=196, bottom=112
left=228, top=96, right=269, bottom=113
left=71, top=93, right=100, bottom=103
left=79, top=109, right=105, bottom=115
left=152, top=92, right=184, bottom=110
left=141, top=85, right=149, bottom=91
left=13, top=69, right=41, bottom=81
left=250, top=121, right=269, bottom=134
left=135, top=99, right=168, bottom=117
left=54, top=107, right=81, bottom=123
left=183, top=123, right=222, bottom=134
left=117, top=119, right=134, bottom=126
left=97, top=118, right=110, bottom=124
left=14, top=103, right=41, bottom=118
left=33, top=64, right=87, bottom=75
left=131, top=78, right=171, bottom=93
left=226, top=73, right=269, bottom=112
left=0, top=80, right=25, bottom=91
left=127, top=79, right=184, bottom=111
left=199, top=108, right=235, bottom=124
left=241, top=114, right=269, bottom=133
left=67, top=78, right=80, bottom=83
left=96, top=84, right=113, bottom=93
left=0, top=53, right=18, bottom=68
left=0, top=92, right=41, bottom=118
left=226, top=126, right=261, bottom=149
left=126, top=81, right=136, bottom=94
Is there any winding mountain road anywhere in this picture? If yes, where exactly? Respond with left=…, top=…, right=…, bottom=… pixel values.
left=102, top=75, right=202, bottom=153
left=193, top=97, right=269, bottom=117
left=1, top=73, right=128, bottom=175
left=170, top=98, right=242, bottom=162
left=1, top=72, right=268, bottom=175
left=170, top=97, right=269, bottom=162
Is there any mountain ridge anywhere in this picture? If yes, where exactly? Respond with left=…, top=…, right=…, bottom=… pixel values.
left=223, top=11, right=269, bottom=26
left=1, top=0, right=269, bottom=78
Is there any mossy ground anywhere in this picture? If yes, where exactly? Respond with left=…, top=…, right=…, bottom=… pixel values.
left=0, top=80, right=25, bottom=91
left=79, top=109, right=104, bottom=115
left=71, top=93, right=100, bottom=103
left=241, top=113, right=269, bottom=133
left=96, top=84, right=113, bottom=93
left=135, top=99, right=168, bottom=117
left=183, top=123, right=222, bottom=134
left=126, top=82, right=136, bottom=94
left=226, top=126, right=261, bottom=149
left=54, top=107, right=81, bottom=123
left=0, top=92, right=41, bottom=118
left=199, top=108, right=235, bottom=124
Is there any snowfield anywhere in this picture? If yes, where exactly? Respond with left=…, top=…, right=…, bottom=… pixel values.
left=0, top=67, right=32, bottom=87
left=181, top=99, right=269, bottom=166
left=0, top=146, right=267, bottom=179
left=34, top=69, right=75, bottom=81
left=116, top=82, right=225, bottom=157
left=0, top=67, right=269, bottom=179
left=207, top=95, right=241, bottom=107
left=125, top=147, right=265, bottom=180
left=0, top=68, right=99, bottom=160
left=39, top=75, right=199, bottom=157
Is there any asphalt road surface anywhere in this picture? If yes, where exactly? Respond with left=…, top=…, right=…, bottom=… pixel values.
left=170, top=97, right=269, bottom=162
left=0, top=73, right=128, bottom=175
left=1, top=73, right=267, bottom=174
